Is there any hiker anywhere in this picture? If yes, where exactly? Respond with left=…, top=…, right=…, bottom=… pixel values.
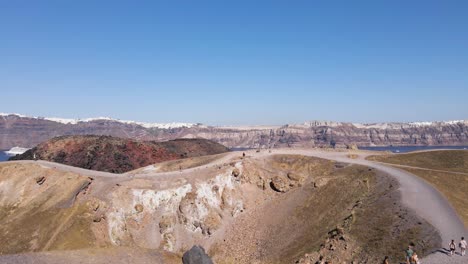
left=460, top=237, right=467, bottom=256
left=449, top=239, right=456, bottom=256
left=405, top=244, right=414, bottom=264
left=412, top=252, right=421, bottom=264
left=382, top=256, right=389, bottom=264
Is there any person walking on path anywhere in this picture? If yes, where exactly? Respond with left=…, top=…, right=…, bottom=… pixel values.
left=412, top=252, right=421, bottom=264
left=449, top=239, right=456, bottom=256
left=382, top=256, right=389, bottom=264
left=460, top=237, right=467, bottom=256
left=405, top=244, right=414, bottom=264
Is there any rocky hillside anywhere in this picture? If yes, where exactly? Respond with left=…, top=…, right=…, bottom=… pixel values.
left=0, top=153, right=439, bottom=263
left=1, top=113, right=467, bottom=149
left=9, top=135, right=229, bottom=173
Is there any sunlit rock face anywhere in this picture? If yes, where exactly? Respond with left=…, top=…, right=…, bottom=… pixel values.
left=1, top=114, right=467, bottom=149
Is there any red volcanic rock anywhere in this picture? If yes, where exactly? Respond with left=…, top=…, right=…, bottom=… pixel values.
left=10, top=135, right=229, bottom=173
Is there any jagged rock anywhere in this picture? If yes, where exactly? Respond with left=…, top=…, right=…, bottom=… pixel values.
left=159, top=215, right=175, bottom=233
left=182, top=245, right=214, bottom=264
left=328, top=227, right=344, bottom=238
left=134, top=204, right=144, bottom=213
left=287, top=172, right=304, bottom=182
left=314, top=178, right=329, bottom=188
left=220, top=189, right=233, bottom=210
left=202, top=211, right=222, bottom=235
left=178, top=192, right=198, bottom=224
left=86, top=199, right=101, bottom=211
left=232, top=168, right=240, bottom=177
left=92, top=214, right=104, bottom=222
left=162, top=232, right=175, bottom=251
left=270, top=176, right=290, bottom=192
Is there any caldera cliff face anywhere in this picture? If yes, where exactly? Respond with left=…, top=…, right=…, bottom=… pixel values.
left=1, top=114, right=467, bottom=149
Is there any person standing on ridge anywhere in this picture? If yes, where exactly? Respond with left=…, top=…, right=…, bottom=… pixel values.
left=460, top=237, right=467, bottom=256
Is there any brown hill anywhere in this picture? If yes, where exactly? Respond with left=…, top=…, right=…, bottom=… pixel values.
left=9, top=135, right=229, bottom=173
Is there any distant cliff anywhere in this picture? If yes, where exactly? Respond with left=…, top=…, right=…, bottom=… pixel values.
left=1, top=114, right=467, bottom=149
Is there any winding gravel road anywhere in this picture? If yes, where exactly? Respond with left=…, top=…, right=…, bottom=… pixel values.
left=3, top=149, right=467, bottom=263
left=273, top=149, right=467, bottom=264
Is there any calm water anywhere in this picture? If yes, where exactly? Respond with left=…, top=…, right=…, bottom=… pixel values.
left=0, top=151, right=10, bottom=162
left=359, top=145, right=468, bottom=153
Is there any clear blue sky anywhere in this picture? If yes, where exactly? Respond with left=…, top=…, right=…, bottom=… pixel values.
left=1, top=1, right=467, bottom=125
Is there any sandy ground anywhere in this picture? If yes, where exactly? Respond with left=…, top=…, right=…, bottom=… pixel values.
left=2, top=148, right=467, bottom=264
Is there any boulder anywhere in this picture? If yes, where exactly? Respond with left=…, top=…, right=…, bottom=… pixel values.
left=134, top=204, right=144, bottom=213
left=287, top=172, right=304, bottom=182
left=231, top=168, right=240, bottom=177
left=270, top=176, right=290, bottom=193
left=182, top=245, right=214, bottom=264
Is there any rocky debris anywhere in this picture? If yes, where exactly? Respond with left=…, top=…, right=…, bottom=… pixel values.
left=159, top=215, right=175, bottom=233
left=287, top=172, right=305, bottom=187
left=134, top=204, right=144, bottom=213
left=201, top=211, right=222, bottom=235
left=333, top=162, right=347, bottom=169
left=347, top=144, right=358, bottom=150
left=286, top=172, right=302, bottom=181
left=240, top=169, right=267, bottom=190
left=314, top=178, right=330, bottom=188
left=92, top=214, right=105, bottom=223
left=91, top=201, right=100, bottom=211
left=270, top=176, right=290, bottom=192
left=35, top=176, right=46, bottom=185
left=295, top=227, right=357, bottom=264
left=182, top=245, right=214, bottom=264
left=231, top=168, right=240, bottom=177
left=178, top=192, right=200, bottom=228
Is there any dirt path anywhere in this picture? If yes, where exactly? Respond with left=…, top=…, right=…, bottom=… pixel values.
left=270, top=149, right=467, bottom=264
left=372, top=161, right=468, bottom=175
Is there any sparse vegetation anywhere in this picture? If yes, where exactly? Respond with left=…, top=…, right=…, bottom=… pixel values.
left=368, top=150, right=468, bottom=173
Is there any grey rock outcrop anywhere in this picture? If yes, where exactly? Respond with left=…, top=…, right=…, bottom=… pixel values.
left=182, top=245, right=214, bottom=264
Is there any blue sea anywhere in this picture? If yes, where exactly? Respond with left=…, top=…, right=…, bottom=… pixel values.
left=359, top=145, right=468, bottom=153
left=0, top=151, right=10, bottom=162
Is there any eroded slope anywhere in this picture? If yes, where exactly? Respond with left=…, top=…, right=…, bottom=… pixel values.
left=0, top=153, right=440, bottom=263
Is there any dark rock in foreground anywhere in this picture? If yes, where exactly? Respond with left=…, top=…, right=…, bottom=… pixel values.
left=182, top=246, right=213, bottom=264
